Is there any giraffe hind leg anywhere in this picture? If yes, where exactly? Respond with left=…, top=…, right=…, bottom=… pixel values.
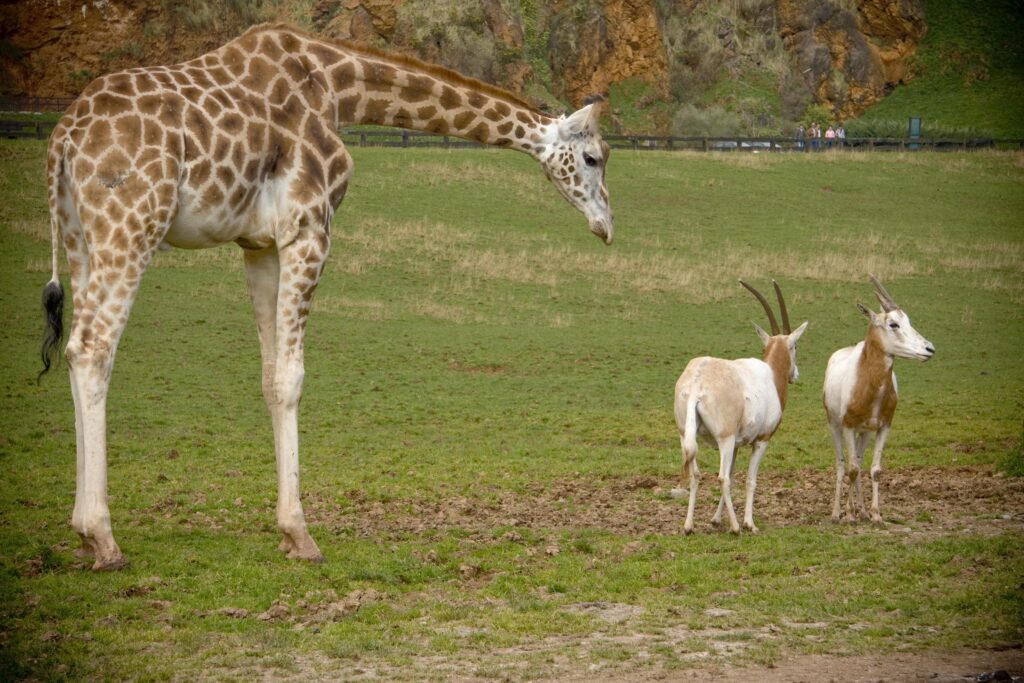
left=64, top=213, right=163, bottom=569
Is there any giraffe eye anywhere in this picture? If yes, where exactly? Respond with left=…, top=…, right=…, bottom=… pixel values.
left=583, top=154, right=597, bottom=167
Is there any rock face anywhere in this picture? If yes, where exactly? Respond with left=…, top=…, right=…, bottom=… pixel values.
left=777, top=0, right=926, bottom=120
left=0, top=0, right=926, bottom=126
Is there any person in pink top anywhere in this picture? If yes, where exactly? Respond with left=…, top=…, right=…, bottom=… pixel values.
left=825, top=125, right=836, bottom=149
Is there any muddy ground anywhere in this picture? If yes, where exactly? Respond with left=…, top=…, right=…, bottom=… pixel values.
left=310, top=464, right=1024, bottom=540
left=287, top=465, right=1024, bottom=681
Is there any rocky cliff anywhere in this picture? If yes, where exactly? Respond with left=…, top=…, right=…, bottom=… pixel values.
left=0, top=0, right=926, bottom=131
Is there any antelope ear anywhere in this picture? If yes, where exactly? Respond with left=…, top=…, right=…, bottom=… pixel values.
left=857, top=303, right=878, bottom=324
left=560, top=104, right=598, bottom=138
left=753, top=322, right=771, bottom=347
left=788, top=321, right=809, bottom=345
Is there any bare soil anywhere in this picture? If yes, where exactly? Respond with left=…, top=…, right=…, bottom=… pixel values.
left=243, top=466, right=1024, bottom=682
left=309, top=464, right=1024, bottom=540
left=581, top=647, right=1024, bottom=683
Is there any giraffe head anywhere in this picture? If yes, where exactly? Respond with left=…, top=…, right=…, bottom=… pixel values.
left=539, top=103, right=614, bottom=245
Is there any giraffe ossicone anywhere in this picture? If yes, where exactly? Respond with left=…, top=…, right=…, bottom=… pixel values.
left=38, top=23, right=614, bottom=570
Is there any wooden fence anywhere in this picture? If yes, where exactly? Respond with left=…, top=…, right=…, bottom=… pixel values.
left=2, top=117, right=1022, bottom=152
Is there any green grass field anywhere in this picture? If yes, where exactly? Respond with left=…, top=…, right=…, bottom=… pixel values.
left=1, top=140, right=1022, bottom=680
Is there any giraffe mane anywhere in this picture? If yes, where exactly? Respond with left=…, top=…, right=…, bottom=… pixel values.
left=241, top=22, right=544, bottom=116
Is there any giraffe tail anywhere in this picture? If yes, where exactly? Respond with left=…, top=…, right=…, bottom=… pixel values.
left=39, top=133, right=66, bottom=383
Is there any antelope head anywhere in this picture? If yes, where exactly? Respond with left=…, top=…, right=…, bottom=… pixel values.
left=857, top=275, right=935, bottom=362
left=741, top=279, right=809, bottom=383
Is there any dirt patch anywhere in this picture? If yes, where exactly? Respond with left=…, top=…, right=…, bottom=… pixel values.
left=309, top=465, right=1024, bottom=541
left=580, top=647, right=1024, bottom=683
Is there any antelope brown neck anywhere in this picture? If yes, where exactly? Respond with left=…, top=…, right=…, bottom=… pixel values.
left=763, top=338, right=791, bottom=410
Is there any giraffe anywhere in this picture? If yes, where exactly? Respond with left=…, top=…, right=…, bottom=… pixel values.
left=38, top=23, right=614, bottom=570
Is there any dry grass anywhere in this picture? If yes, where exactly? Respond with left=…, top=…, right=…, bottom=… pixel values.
left=314, top=294, right=392, bottom=321
left=454, top=249, right=559, bottom=287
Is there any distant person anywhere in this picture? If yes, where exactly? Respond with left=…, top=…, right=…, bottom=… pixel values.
left=825, top=125, right=836, bottom=149
left=837, top=125, right=846, bottom=148
left=811, top=123, right=821, bottom=151
left=796, top=124, right=805, bottom=150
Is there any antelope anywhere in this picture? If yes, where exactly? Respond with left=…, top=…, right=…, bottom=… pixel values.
left=674, top=281, right=808, bottom=534
left=823, top=276, right=935, bottom=523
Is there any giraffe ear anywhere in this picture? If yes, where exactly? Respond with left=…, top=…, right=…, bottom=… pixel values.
left=559, top=104, right=598, bottom=138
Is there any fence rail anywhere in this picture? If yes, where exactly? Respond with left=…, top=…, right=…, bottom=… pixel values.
left=2, top=117, right=1022, bottom=152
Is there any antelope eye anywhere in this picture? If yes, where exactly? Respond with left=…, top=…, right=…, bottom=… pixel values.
left=583, top=154, right=597, bottom=167
left=888, top=322, right=900, bottom=329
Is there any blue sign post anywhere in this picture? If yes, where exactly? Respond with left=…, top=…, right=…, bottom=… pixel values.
left=908, top=117, right=922, bottom=150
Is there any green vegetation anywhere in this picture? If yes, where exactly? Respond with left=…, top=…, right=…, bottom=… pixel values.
left=1, top=140, right=1022, bottom=679
left=857, top=0, right=1024, bottom=138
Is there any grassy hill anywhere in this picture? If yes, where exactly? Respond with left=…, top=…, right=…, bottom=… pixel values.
left=855, top=0, right=1024, bottom=138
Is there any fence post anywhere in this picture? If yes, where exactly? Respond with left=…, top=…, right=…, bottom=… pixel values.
left=702, top=138, right=708, bottom=152
left=443, top=135, right=450, bottom=149
left=402, top=130, right=409, bottom=148
left=35, top=122, right=43, bottom=140
left=359, top=132, right=367, bottom=147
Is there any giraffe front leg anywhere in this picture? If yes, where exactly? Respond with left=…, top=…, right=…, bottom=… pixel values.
left=245, top=236, right=325, bottom=563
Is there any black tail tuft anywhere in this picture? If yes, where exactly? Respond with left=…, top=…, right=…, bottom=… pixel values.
left=39, top=280, right=64, bottom=383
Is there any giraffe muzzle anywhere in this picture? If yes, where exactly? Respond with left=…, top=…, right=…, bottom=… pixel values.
left=589, top=219, right=613, bottom=245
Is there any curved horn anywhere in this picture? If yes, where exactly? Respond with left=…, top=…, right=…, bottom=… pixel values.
left=772, top=280, right=792, bottom=334
left=739, top=280, right=779, bottom=335
left=868, top=274, right=899, bottom=312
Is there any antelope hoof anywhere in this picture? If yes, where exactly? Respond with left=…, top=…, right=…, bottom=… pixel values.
left=831, top=512, right=843, bottom=524
left=281, top=532, right=324, bottom=562
left=73, top=543, right=95, bottom=559
left=870, top=513, right=884, bottom=526
left=92, top=552, right=129, bottom=572
left=743, top=522, right=759, bottom=534
left=682, top=525, right=694, bottom=536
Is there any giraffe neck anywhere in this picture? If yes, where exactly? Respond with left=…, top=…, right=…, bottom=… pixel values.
left=274, top=27, right=556, bottom=156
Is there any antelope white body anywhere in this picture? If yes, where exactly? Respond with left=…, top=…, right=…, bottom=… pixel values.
left=823, top=276, right=934, bottom=523
left=674, top=281, right=807, bottom=534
